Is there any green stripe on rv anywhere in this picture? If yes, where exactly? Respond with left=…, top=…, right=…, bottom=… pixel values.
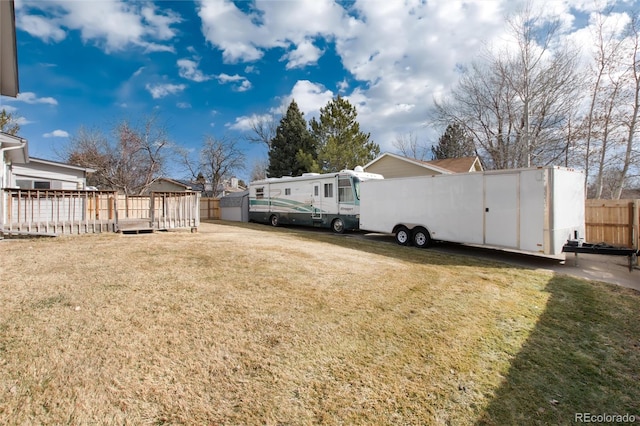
left=250, top=198, right=323, bottom=213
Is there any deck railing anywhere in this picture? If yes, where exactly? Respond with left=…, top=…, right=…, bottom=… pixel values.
left=2, top=189, right=200, bottom=236
left=2, top=189, right=118, bottom=235
left=150, top=191, right=200, bottom=230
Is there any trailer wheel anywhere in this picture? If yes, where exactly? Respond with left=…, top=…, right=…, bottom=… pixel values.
left=412, top=227, right=431, bottom=248
left=270, top=214, right=279, bottom=227
left=331, top=218, right=345, bottom=234
left=395, top=226, right=410, bottom=246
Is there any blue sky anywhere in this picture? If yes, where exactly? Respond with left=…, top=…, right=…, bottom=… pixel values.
left=0, top=0, right=636, bottom=182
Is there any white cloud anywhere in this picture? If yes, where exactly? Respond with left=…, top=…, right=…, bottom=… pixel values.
left=178, top=59, right=212, bottom=82
left=17, top=14, right=66, bottom=42
left=227, top=113, right=272, bottom=131
left=15, top=116, right=32, bottom=126
left=145, top=83, right=186, bottom=99
left=216, top=73, right=252, bottom=92
left=15, top=0, right=181, bottom=53
left=15, top=92, right=58, bottom=105
left=236, top=80, right=252, bottom=92
left=177, top=102, right=192, bottom=109
left=0, top=105, right=18, bottom=113
left=281, top=39, right=323, bottom=69
left=196, top=0, right=345, bottom=66
left=284, top=80, right=334, bottom=119
left=337, top=79, right=349, bottom=93
left=43, top=129, right=69, bottom=138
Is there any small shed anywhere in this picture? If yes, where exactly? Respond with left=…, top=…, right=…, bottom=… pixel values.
left=220, top=190, right=249, bottom=222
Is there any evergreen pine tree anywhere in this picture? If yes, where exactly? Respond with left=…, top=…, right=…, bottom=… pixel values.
left=431, top=123, right=476, bottom=160
left=0, top=109, right=20, bottom=135
left=267, top=100, right=316, bottom=177
left=310, top=96, right=380, bottom=172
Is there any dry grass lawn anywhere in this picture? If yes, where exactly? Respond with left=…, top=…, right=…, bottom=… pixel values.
left=0, top=221, right=638, bottom=425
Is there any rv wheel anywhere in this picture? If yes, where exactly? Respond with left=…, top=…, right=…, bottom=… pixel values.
left=270, top=215, right=279, bottom=227
left=395, top=226, right=410, bottom=246
left=412, top=227, right=431, bottom=248
left=332, top=218, right=345, bottom=234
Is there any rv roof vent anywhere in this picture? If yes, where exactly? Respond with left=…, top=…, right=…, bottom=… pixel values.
left=301, top=173, right=320, bottom=177
left=354, top=166, right=364, bottom=172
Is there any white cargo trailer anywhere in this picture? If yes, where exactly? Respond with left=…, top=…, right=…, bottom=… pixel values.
left=249, top=167, right=383, bottom=233
left=359, top=166, right=585, bottom=256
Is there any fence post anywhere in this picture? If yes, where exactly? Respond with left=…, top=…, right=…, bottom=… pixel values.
left=150, top=192, right=155, bottom=229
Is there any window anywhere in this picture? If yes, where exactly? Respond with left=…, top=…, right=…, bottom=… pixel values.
left=285, top=188, right=291, bottom=195
left=256, top=187, right=264, bottom=199
left=34, top=181, right=51, bottom=189
left=15, top=180, right=32, bottom=189
left=324, top=183, right=333, bottom=198
left=338, top=178, right=354, bottom=203
left=314, top=186, right=319, bottom=196
left=353, top=177, right=361, bottom=200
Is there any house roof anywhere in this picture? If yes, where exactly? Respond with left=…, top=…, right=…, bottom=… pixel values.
left=29, top=157, right=96, bottom=174
left=425, top=156, right=483, bottom=173
left=1, top=0, right=19, bottom=97
left=0, top=131, right=28, bottom=163
left=154, top=177, right=192, bottom=190
left=364, top=152, right=454, bottom=175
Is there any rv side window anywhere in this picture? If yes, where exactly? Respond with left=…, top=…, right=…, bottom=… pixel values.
left=338, top=178, right=354, bottom=203
left=285, top=188, right=291, bottom=195
left=324, top=183, right=333, bottom=198
left=256, top=187, right=264, bottom=199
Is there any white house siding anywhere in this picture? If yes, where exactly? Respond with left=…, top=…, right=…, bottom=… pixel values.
left=10, top=160, right=89, bottom=190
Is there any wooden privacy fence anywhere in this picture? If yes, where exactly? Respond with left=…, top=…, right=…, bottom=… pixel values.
left=585, top=199, right=639, bottom=249
left=2, top=189, right=200, bottom=236
left=200, top=197, right=221, bottom=220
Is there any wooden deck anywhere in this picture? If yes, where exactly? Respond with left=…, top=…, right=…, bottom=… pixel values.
left=117, top=219, right=154, bottom=234
left=1, top=189, right=200, bottom=237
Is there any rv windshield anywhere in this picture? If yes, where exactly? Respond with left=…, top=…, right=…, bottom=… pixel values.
left=353, top=177, right=361, bottom=200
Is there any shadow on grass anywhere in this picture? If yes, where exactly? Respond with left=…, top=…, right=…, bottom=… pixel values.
left=221, top=220, right=561, bottom=272
left=477, top=274, right=640, bottom=425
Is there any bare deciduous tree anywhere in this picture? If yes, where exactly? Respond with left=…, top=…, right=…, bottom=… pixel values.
left=179, top=135, right=246, bottom=198
left=249, top=158, right=269, bottom=182
left=65, top=114, right=170, bottom=195
left=613, top=14, right=640, bottom=199
left=434, top=4, right=582, bottom=170
left=392, top=132, right=429, bottom=161
left=577, top=10, right=640, bottom=199
left=245, top=114, right=277, bottom=150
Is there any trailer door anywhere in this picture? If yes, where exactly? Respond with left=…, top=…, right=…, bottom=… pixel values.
left=484, top=174, right=519, bottom=248
left=311, top=182, right=322, bottom=219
